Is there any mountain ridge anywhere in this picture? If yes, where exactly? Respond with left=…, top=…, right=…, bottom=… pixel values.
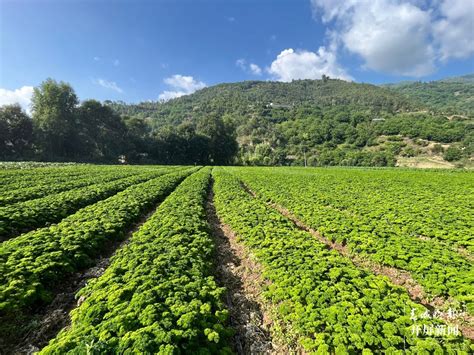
left=382, top=74, right=474, bottom=115
left=107, top=73, right=474, bottom=114
left=106, top=74, right=472, bottom=167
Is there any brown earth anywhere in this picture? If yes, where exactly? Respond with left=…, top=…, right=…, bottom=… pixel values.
left=206, top=182, right=278, bottom=354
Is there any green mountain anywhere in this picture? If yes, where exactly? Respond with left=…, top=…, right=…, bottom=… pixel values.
left=439, top=74, right=474, bottom=83
left=107, top=77, right=473, bottom=167
left=383, top=74, right=474, bottom=115
left=108, top=78, right=418, bottom=122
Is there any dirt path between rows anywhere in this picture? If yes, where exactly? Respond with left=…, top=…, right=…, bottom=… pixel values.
left=206, top=182, right=276, bottom=354
left=8, top=208, right=159, bottom=355
left=241, top=182, right=474, bottom=341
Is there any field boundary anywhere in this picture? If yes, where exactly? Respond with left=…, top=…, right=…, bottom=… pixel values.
left=241, top=182, right=474, bottom=340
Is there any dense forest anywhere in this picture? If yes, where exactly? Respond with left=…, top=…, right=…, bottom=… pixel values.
left=384, top=74, right=474, bottom=116
left=0, top=76, right=472, bottom=166
left=107, top=76, right=473, bottom=167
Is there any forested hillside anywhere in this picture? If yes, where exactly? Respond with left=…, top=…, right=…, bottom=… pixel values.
left=384, top=74, right=474, bottom=116
left=108, top=78, right=418, bottom=119
left=107, top=77, right=473, bottom=167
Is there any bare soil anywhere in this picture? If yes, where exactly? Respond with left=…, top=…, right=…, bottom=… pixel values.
left=206, top=182, right=277, bottom=354
left=396, top=155, right=455, bottom=169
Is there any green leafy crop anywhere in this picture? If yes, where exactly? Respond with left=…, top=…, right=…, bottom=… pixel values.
left=40, top=168, right=233, bottom=354
left=0, top=168, right=195, bottom=329
left=212, top=168, right=472, bottom=353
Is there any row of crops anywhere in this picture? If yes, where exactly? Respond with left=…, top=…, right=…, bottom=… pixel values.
left=229, top=167, right=474, bottom=311
left=0, top=164, right=472, bottom=353
left=212, top=168, right=472, bottom=353
left=0, top=165, right=192, bottom=349
left=0, top=167, right=185, bottom=239
left=40, top=168, right=233, bottom=354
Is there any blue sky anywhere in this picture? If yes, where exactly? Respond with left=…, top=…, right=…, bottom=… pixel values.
left=1, top=0, right=473, bottom=109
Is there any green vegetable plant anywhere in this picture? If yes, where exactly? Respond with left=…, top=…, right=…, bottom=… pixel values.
left=40, top=168, right=233, bottom=354
left=0, top=168, right=196, bottom=330
left=212, top=168, right=472, bottom=353
left=0, top=167, right=183, bottom=240
left=231, top=167, right=474, bottom=313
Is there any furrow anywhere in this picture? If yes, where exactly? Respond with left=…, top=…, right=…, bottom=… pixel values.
left=206, top=178, right=276, bottom=354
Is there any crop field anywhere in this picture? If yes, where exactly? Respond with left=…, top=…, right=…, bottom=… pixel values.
left=0, top=164, right=472, bottom=354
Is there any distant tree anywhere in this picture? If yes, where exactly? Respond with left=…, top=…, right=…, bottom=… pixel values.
left=76, top=100, right=127, bottom=161
left=354, top=122, right=375, bottom=147
left=443, top=146, right=463, bottom=162
left=152, top=125, right=183, bottom=164
left=123, top=115, right=152, bottom=162
left=0, top=114, right=7, bottom=155
left=462, top=133, right=474, bottom=156
left=176, top=121, right=212, bottom=164
left=31, top=78, right=78, bottom=159
left=197, top=114, right=238, bottom=164
left=254, top=143, right=272, bottom=165
left=0, top=104, right=33, bottom=159
left=401, top=146, right=416, bottom=157
left=151, top=123, right=210, bottom=164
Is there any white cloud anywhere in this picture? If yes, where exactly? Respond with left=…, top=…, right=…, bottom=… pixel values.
left=310, top=0, right=474, bottom=77
left=236, top=58, right=246, bottom=70
left=433, top=0, right=474, bottom=61
left=236, top=59, right=263, bottom=76
left=159, top=74, right=206, bottom=101
left=163, top=75, right=206, bottom=92
left=267, top=47, right=353, bottom=81
left=227, top=16, right=236, bottom=22
left=95, top=78, right=123, bottom=93
left=113, top=59, right=120, bottom=67
left=93, top=56, right=100, bottom=61
left=311, top=0, right=435, bottom=77
left=0, top=86, right=34, bottom=113
left=249, top=63, right=262, bottom=75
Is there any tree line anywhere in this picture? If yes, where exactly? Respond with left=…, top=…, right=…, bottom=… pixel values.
left=2, top=77, right=472, bottom=167
left=0, top=79, right=238, bottom=164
